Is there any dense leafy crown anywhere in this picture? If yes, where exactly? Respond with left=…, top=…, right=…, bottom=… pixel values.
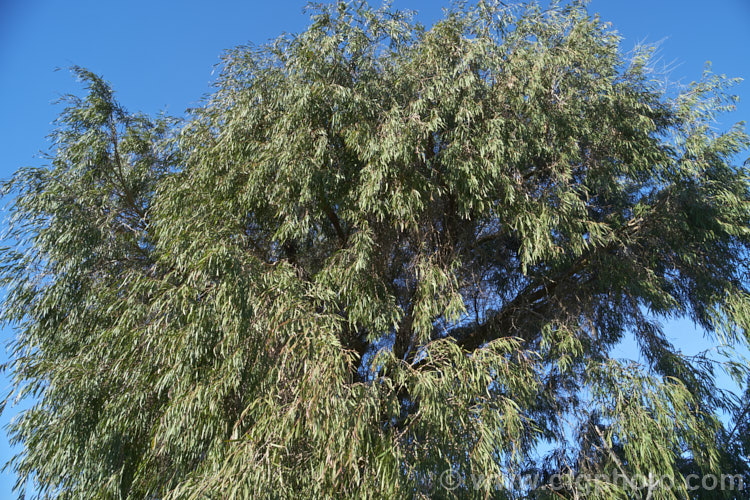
left=2, top=1, right=749, bottom=498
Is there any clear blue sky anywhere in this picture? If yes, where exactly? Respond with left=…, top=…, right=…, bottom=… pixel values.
left=1, top=0, right=749, bottom=496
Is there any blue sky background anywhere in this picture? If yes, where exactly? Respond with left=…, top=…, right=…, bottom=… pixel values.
left=0, top=0, right=748, bottom=496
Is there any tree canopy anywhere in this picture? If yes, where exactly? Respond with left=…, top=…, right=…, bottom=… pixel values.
left=2, top=1, right=749, bottom=498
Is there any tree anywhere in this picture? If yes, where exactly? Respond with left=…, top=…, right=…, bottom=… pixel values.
left=2, top=1, right=749, bottom=498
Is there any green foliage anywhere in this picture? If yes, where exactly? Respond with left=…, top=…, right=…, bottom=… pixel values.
left=2, top=2, right=749, bottom=498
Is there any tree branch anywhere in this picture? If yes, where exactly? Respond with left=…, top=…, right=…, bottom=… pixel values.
left=319, top=197, right=347, bottom=246
left=108, top=118, right=147, bottom=223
